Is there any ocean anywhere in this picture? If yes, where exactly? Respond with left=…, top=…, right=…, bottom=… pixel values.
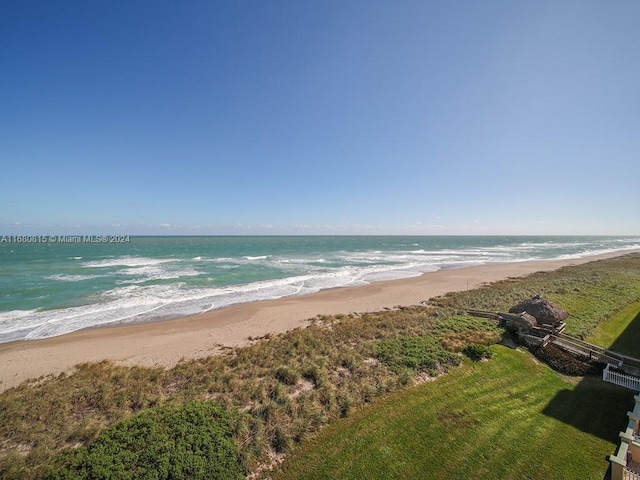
left=1, top=235, right=638, bottom=344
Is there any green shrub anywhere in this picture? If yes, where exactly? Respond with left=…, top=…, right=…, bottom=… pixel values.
left=462, top=344, right=493, bottom=361
left=376, top=336, right=459, bottom=375
left=46, top=401, right=244, bottom=480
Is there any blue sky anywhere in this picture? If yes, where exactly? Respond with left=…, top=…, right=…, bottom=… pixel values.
left=1, top=1, right=639, bottom=235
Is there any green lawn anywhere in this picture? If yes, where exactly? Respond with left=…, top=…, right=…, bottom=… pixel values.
left=275, top=347, right=632, bottom=480
left=587, top=301, right=640, bottom=357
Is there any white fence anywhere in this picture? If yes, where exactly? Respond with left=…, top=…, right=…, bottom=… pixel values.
left=624, top=467, right=640, bottom=480
left=604, top=364, right=640, bottom=391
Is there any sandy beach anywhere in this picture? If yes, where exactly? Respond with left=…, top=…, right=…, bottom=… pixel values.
left=0, top=251, right=634, bottom=393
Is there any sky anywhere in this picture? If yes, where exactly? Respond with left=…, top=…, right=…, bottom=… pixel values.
left=1, top=1, right=639, bottom=236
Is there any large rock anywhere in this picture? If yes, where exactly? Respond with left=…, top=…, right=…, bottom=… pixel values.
left=509, top=295, right=568, bottom=326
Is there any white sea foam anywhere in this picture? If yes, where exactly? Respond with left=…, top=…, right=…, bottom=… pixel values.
left=0, top=309, right=39, bottom=323
left=46, top=274, right=100, bottom=282
left=0, top=309, right=63, bottom=336
left=556, top=244, right=640, bottom=260
left=4, top=262, right=431, bottom=341
left=117, top=265, right=201, bottom=283
left=82, top=256, right=176, bottom=268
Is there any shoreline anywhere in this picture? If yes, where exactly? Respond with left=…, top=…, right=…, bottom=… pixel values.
left=0, top=250, right=636, bottom=393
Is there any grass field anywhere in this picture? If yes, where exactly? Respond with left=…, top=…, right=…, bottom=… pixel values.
left=274, top=347, right=632, bottom=480
left=587, top=301, right=640, bottom=357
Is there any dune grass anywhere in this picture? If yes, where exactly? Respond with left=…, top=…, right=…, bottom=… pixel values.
left=274, top=346, right=632, bottom=480
left=1, top=253, right=639, bottom=478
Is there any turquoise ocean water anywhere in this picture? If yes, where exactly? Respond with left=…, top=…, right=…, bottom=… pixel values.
left=1, top=235, right=638, bottom=343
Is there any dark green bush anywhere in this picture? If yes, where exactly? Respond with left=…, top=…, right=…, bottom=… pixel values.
left=462, top=344, right=493, bottom=361
left=376, top=336, right=459, bottom=375
left=46, top=401, right=244, bottom=480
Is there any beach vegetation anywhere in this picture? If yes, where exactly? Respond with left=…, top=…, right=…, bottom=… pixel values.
left=274, top=366, right=300, bottom=386
left=375, top=335, right=459, bottom=375
left=1, top=253, right=639, bottom=479
left=462, top=343, right=493, bottom=361
left=45, top=401, right=244, bottom=480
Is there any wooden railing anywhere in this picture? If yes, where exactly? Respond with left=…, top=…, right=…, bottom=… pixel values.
left=604, top=364, right=640, bottom=391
